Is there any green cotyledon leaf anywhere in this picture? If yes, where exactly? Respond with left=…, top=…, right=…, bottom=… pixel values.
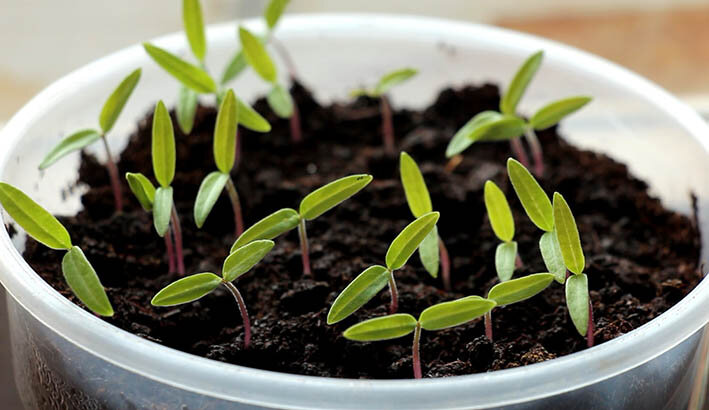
left=327, top=265, right=390, bottom=324
left=151, top=272, right=222, bottom=306
left=385, top=212, right=439, bottom=271
left=343, top=313, right=418, bottom=341
left=299, top=174, right=373, bottom=221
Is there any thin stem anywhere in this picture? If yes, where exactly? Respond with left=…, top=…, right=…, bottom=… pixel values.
left=515, top=253, right=523, bottom=269
left=100, top=135, right=123, bottom=213
left=380, top=95, right=395, bottom=156
left=387, top=269, right=399, bottom=314
left=524, top=127, right=544, bottom=177
left=289, top=98, right=303, bottom=143
left=509, top=137, right=531, bottom=169
left=270, top=38, right=304, bottom=144
left=444, top=155, right=463, bottom=173
left=298, top=218, right=311, bottom=276
left=170, top=205, right=185, bottom=275
left=587, top=299, right=595, bottom=348
left=223, top=281, right=251, bottom=349
left=438, top=237, right=451, bottom=291
left=270, top=37, right=299, bottom=79
left=412, top=322, right=422, bottom=379
left=225, top=177, right=244, bottom=237
left=485, top=310, right=493, bottom=342
left=164, top=225, right=176, bottom=273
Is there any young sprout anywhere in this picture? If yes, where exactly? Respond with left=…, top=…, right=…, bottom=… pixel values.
left=327, top=212, right=440, bottom=323
left=194, top=89, right=245, bottom=237
left=351, top=68, right=418, bottom=156
left=553, top=192, right=594, bottom=347
left=0, top=183, right=113, bottom=316
left=230, top=174, right=373, bottom=276
left=483, top=180, right=518, bottom=282
left=152, top=239, right=274, bottom=349
left=446, top=51, right=591, bottom=176
left=342, top=296, right=496, bottom=378
left=39, top=68, right=141, bottom=213
left=399, top=152, right=451, bottom=290
left=483, top=272, right=555, bottom=341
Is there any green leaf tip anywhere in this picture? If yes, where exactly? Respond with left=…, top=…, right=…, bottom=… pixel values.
left=222, top=239, right=274, bottom=282
left=267, top=84, right=294, bottom=118
left=327, top=265, right=390, bottom=324
left=484, top=180, right=514, bottom=242
left=153, top=186, right=173, bottom=237
left=553, top=192, right=585, bottom=275
left=343, top=313, right=417, bottom=342
left=236, top=97, right=272, bottom=132
left=214, top=89, right=238, bottom=173
left=99, top=68, right=141, bottom=134
left=183, top=0, right=206, bottom=61
left=62, top=246, right=113, bottom=316
left=39, top=129, right=102, bottom=170
left=507, top=158, right=553, bottom=232
left=445, top=111, right=525, bottom=158
left=143, top=43, right=216, bottom=93
left=231, top=208, right=300, bottom=252
left=194, top=171, right=229, bottom=228
left=125, top=172, right=156, bottom=212
left=151, top=272, right=222, bottom=306
left=299, top=174, right=373, bottom=221
left=400, top=151, right=432, bottom=218
left=176, top=85, right=199, bottom=135
left=494, top=241, right=517, bottom=282
left=373, top=67, right=418, bottom=96
left=265, top=0, right=290, bottom=29
left=239, top=26, right=277, bottom=84
left=530, top=96, right=592, bottom=131
left=386, top=212, right=440, bottom=271
left=152, top=101, right=176, bottom=188
left=419, top=296, right=496, bottom=331
left=500, top=50, right=543, bottom=115
left=565, top=273, right=589, bottom=336
left=487, top=272, right=554, bottom=306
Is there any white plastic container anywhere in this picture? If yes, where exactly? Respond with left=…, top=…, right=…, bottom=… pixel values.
left=1, top=14, right=709, bottom=409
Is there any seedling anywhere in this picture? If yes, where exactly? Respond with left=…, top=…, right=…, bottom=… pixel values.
left=229, top=174, right=373, bottom=276
left=0, top=183, right=113, bottom=316
left=351, top=68, right=418, bottom=155
left=445, top=51, right=591, bottom=176
left=327, top=212, right=440, bottom=323
left=399, top=152, right=451, bottom=290
left=39, top=68, right=141, bottom=213
left=152, top=239, right=274, bottom=349
left=193, top=89, right=245, bottom=237
left=342, top=296, right=495, bottom=378
left=483, top=272, right=555, bottom=341
left=483, top=180, right=518, bottom=282
left=553, top=192, right=594, bottom=347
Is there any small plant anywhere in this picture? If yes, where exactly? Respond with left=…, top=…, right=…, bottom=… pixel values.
left=327, top=212, right=440, bottom=323
left=351, top=68, right=418, bottom=155
left=152, top=239, right=274, bottom=349
left=39, top=68, right=141, bottom=213
left=445, top=51, right=591, bottom=176
left=230, top=174, right=373, bottom=275
left=553, top=192, right=594, bottom=347
left=342, top=296, right=496, bottom=378
left=193, top=89, right=245, bottom=237
left=399, top=151, right=451, bottom=290
left=0, top=183, right=113, bottom=316
left=483, top=180, right=519, bottom=282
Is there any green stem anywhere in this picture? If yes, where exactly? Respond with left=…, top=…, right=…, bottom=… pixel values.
left=170, top=205, right=185, bottom=275
left=387, top=269, right=399, bottom=314
left=225, top=177, right=244, bottom=237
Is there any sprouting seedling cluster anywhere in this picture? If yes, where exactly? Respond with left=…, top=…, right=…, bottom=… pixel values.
left=445, top=51, right=592, bottom=177
left=399, top=152, right=451, bottom=290
left=351, top=68, right=418, bottom=155
left=327, top=212, right=440, bottom=324
left=40, top=68, right=141, bottom=213
left=152, top=239, right=274, bottom=349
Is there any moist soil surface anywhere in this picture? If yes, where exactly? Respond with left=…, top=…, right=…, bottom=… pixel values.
left=23, top=82, right=702, bottom=379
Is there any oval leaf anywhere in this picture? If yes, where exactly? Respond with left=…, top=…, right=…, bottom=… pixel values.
left=214, top=89, right=238, bottom=173
left=418, top=226, right=439, bottom=279
left=151, top=272, right=222, bottom=306
left=487, top=272, right=554, bottom=306
left=62, top=246, right=113, bottom=316
left=153, top=186, right=173, bottom=237
left=231, top=208, right=300, bottom=251
left=500, top=50, right=543, bottom=115
left=484, top=180, right=514, bottom=242
left=400, top=151, right=432, bottom=218
left=553, top=192, right=585, bottom=275
left=494, top=241, right=517, bottom=282
left=0, top=183, right=72, bottom=250
left=221, top=50, right=248, bottom=85
left=299, top=174, right=373, bottom=221
left=327, top=265, right=390, bottom=324
left=183, top=0, right=206, bottom=61
left=267, top=84, right=294, bottom=118
left=177, top=85, right=199, bottom=135
left=125, top=172, right=156, bottom=212
left=39, top=129, right=102, bottom=170
left=343, top=314, right=417, bottom=342
left=507, top=158, right=553, bottom=232
left=152, top=101, right=176, bottom=188
left=99, top=68, right=141, bottom=134
left=478, top=116, right=526, bottom=142
left=385, top=212, right=440, bottom=271
left=373, top=68, right=418, bottom=96
left=445, top=111, right=500, bottom=158
left=222, top=239, right=275, bottom=282
left=419, top=296, right=496, bottom=331
left=194, top=171, right=229, bottom=228
left=540, top=230, right=567, bottom=284
left=265, top=0, right=289, bottom=29
left=566, top=273, right=589, bottom=336
left=236, top=96, right=272, bottom=132
left=239, top=27, right=277, bottom=83
left=530, top=96, right=592, bottom=131
left=143, top=43, right=216, bottom=93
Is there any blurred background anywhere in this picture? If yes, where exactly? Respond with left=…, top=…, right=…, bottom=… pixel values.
left=1, top=0, right=709, bottom=408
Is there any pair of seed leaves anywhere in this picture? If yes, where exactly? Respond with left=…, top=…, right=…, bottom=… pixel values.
left=344, top=272, right=555, bottom=341
left=39, top=68, right=141, bottom=170
left=445, top=50, right=592, bottom=158
left=0, top=183, right=113, bottom=316
left=350, top=68, right=418, bottom=99
left=507, top=158, right=589, bottom=336
left=151, top=239, right=274, bottom=307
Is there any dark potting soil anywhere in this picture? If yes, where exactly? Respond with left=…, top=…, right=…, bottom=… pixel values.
left=23, top=82, right=702, bottom=379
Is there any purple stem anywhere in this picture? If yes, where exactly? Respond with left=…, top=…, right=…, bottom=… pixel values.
left=100, top=135, right=123, bottom=213
left=525, top=127, right=544, bottom=177
left=444, top=155, right=463, bottom=173
left=509, top=137, right=531, bottom=169
left=412, top=323, right=422, bottom=379
left=485, top=310, right=493, bottom=342
left=270, top=38, right=304, bottom=144
left=289, top=98, right=303, bottom=144
left=587, top=299, right=595, bottom=348
left=170, top=205, right=185, bottom=275
left=298, top=218, right=311, bottom=276
left=224, top=281, right=251, bottom=349
left=515, top=253, right=523, bottom=269
left=380, top=95, right=395, bottom=156
left=388, top=270, right=399, bottom=314
left=439, top=237, right=451, bottom=291
left=164, top=226, right=176, bottom=273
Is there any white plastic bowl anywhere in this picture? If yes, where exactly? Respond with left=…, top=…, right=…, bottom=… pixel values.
left=1, top=14, right=709, bottom=410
